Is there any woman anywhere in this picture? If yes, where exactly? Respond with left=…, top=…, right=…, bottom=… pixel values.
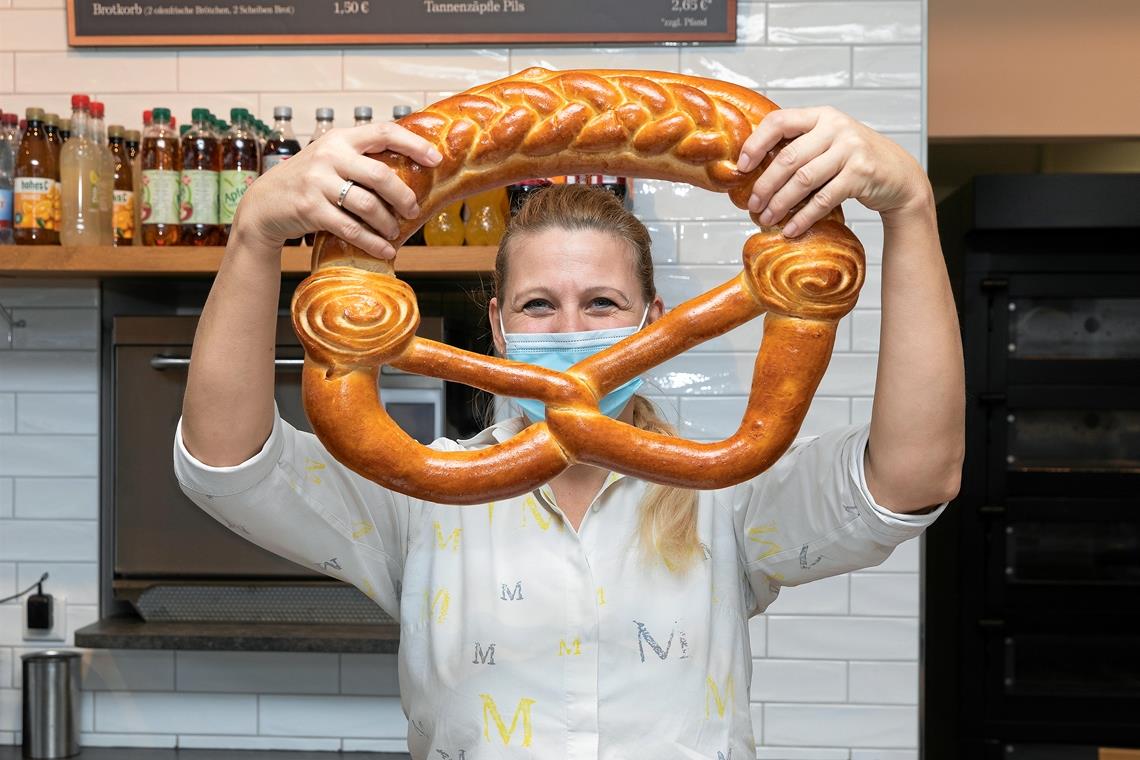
left=176, top=108, right=963, bottom=759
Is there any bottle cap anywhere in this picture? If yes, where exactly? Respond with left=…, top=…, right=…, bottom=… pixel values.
left=191, top=107, right=207, bottom=121
left=179, top=124, right=190, bottom=136
left=273, top=106, right=292, bottom=120
left=90, top=101, right=105, bottom=119
left=143, top=109, right=153, bottom=125
left=354, top=105, right=373, bottom=121
left=108, top=125, right=125, bottom=138
left=315, top=107, right=334, bottom=121
left=126, top=129, right=141, bottom=142
left=2, top=113, right=16, bottom=126
left=152, top=107, right=171, bottom=123
left=71, top=94, right=91, bottom=110
left=44, top=113, right=59, bottom=127
left=392, top=105, right=413, bottom=119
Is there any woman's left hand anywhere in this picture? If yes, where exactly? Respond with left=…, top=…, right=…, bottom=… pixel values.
left=736, top=107, right=931, bottom=237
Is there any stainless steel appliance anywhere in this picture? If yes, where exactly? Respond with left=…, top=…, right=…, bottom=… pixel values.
left=93, top=277, right=491, bottom=635
left=113, top=314, right=443, bottom=591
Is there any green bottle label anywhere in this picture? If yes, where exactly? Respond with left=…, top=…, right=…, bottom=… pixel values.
left=180, top=169, right=220, bottom=225
left=219, top=170, right=259, bottom=224
left=142, top=170, right=180, bottom=226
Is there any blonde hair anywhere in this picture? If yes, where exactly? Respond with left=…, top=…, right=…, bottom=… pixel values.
left=494, top=184, right=701, bottom=572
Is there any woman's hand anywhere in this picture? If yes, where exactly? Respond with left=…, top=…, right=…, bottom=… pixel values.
left=736, top=107, right=931, bottom=237
left=234, top=122, right=443, bottom=258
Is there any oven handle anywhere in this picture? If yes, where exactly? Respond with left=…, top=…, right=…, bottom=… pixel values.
left=150, top=356, right=305, bottom=371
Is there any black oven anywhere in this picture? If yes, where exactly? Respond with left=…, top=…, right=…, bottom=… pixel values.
left=926, top=175, right=1140, bottom=759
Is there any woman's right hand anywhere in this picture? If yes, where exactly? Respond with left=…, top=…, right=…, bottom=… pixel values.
left=234, top=122, right=444, bottom=259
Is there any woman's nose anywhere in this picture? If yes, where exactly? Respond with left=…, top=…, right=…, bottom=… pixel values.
left=552, top=311, right=587, bottom=333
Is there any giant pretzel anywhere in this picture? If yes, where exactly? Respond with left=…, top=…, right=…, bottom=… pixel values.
left=292, top=68, right=865, bottom=505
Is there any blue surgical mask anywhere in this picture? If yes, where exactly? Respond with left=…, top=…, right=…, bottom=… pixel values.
left=500, top=306, right=649, bottom=423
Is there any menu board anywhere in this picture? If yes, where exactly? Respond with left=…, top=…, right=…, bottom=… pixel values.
left=68, top=0, right=736, bottom=46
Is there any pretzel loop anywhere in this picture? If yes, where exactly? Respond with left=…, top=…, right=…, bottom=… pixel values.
left=292, top=68, right=866, bottom=505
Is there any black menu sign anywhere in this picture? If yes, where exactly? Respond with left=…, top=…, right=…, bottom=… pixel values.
left=68, top=0, right=736, bottom=46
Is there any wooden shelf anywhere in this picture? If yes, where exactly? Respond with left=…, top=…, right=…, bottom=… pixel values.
left=0, top=244, right=496, bottom=278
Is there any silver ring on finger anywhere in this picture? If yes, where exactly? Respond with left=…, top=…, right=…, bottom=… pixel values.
left=336, top=179, right=355, bottom=208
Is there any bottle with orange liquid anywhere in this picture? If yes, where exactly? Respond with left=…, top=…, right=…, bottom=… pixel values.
left=140, top=107, right=181, bottom=245
left=462, top=187, right=507, bottom=246
left=423, top=201, right=465, bottom=246
left=107, top=125, right=134, bottom=246
left=13, top=107, right=60, bottom=245
left=179, top=107, right=222, bottom=246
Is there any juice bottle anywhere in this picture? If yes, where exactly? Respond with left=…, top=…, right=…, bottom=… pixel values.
left=140, top=107, right=181, bottom=246
left=0, top=121, right=12, bottom=245
left=125, top=128, right=143, bottom=245
left=179, top=107, right=221, bottom=246
left=262, top=106, right=301, bottom=174
left=43, top=113, right=62, bottom=163
left=263, top=106, right=302, bottom=246
left=43, top=113, right=64, bottom=235
left=60, top=94, right=104, bottom=246
left=311, top=107, right=335, bottom=142
left=13, top=107, right=60, bottom=245
left=423, top=201, right=465, bottom=246
left=462, top=188, right=507, bottom=246
left=219, top=107, right=260, bottom=239
left=58, top=118, right=71, bottom=143
left=107, top=125, right=134, bottom=246
left=88, top=101, right=116, bottom=244
left=303, top=108, right=336, bottom=246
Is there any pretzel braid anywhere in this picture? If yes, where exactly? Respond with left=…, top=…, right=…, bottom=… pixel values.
left=294, top=68, right=865, bottom=504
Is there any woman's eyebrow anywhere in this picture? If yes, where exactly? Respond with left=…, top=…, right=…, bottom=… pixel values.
left=582, top=287, right=633, bottom=307
left=511, top=287, right=557, bottom=308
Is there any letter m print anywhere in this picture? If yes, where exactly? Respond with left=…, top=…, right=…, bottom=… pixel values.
left=633, top=620, right=689, bottom=662
left=500, top=581, right=524, bottom=601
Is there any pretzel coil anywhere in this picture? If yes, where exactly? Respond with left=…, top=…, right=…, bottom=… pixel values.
left=292, top=68, right=865, bottom=504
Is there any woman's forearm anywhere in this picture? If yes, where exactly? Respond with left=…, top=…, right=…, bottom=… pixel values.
left=864, top=191, right=966, bottom=512
left=180, top=221, right=284, bottom=467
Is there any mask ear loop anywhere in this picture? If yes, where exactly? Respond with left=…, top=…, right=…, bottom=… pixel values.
left=636, top=304, right=650, bottom=331
left=497, top=305, right=510, bottom=353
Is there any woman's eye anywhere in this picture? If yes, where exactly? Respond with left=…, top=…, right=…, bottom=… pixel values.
left=522, top=299, right=553, bottom=312
left=589, top=298, right=617, bottom=310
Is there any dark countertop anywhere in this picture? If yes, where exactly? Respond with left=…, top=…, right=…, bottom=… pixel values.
left=0, top=750, right=408, bottom=760
left=74, top=615, right=399, bottom=653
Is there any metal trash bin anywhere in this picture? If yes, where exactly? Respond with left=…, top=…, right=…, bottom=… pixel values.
left=21, top=650, right=81, bottom=759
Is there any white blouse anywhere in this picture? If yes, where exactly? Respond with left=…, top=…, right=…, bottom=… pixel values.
left=174, top=410, right=944, bottom=760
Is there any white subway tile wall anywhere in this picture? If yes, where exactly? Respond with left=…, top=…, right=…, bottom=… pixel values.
left=0, top=1, right=928, bottom=753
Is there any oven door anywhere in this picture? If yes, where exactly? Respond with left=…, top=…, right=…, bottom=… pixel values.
left=112, top=314, right=448, bottom=585
left=114, top=316, right=319, bottom=580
